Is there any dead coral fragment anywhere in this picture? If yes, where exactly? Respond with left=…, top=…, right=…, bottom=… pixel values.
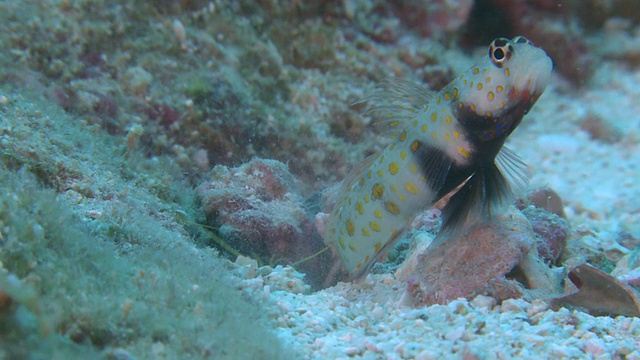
left=517, top=188, right=570, bottom=263
left=197, top=158, right=331, bottom=289
left=551, top=264, right=640, bottom=318
left=402, top=207, right=535, bottom=306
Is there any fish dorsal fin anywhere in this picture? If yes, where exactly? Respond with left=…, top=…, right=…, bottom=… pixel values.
left=324, top=152, right=380, bottom=237
left=338, top=151, right=380, bottom=194
left=433, top=146, right=530, bottom=247
left=353, top=77, right=436, bottom=138
left=323, top=151, right=379, bottom=234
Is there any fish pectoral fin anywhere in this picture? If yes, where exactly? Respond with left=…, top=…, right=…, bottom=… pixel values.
left=495, top=146, right=530, bottom=196
left=354, top=77, right=436, bottom=138
left=437, top=150, right=529, bottom=244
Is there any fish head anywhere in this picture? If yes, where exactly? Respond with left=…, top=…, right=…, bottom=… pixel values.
left=454, top=36, right=553, bottom=142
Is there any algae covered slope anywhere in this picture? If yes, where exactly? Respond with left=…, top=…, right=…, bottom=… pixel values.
left=0, top=90, right=287, bottom=359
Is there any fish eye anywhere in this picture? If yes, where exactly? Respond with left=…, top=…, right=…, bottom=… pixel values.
left=493, top=38, right=508, bottom=47
left=489, top=37, right=513, bottom=68
left=512, top=36, right=532, bottom=45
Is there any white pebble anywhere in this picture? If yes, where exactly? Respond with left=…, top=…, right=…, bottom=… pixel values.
left=235, top=255, right=258, bottom=266
left=341, top=332, right=353, bottom=342
left=548, top=343, right=580, bottom=359
left=344, top=346, right=360, bottom=356
left=415, top=349, right=439, bottom=360
left=626, top=350, right=640, bottom=360
left=277, top=300, right=293, bottom=312
left=363, top=339, right=380, bottom=353
left=527, top=299, right=549, bottom=317
left=471, top=295, right=496, bottom=309
left=394, top=341, right=406, bottom=357
left=390, top=318, right=404, bottom=330
left=372, top=305, right=385, bottom=319
left=444, top=327, right=465, bottom=341
left=353, top=315, right=368, bottom=327
left=500, top=298, right=525, bottom=313
left=582, top=338, right=606, bottom=356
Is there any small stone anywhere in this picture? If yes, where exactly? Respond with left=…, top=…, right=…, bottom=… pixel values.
left=258, top=265, right=274, bottom=276
left=353, top=315, right=368, bottom=327
left=582, top=338, right=606, bottom=356
left=390, top=318, right=404, bottom=330
left=372, top=306, right=385, bottom=319
left=235, top=255, right=258, bottom=268
left=527, top=299, right=549, bottom=317
left=523, top=187, right=566, bottom=218
left=363, top=340, right=380, bottom=353
left=448, top=299, right=469, bottom=315
left=501, top=298, right=525, bottom=313
left=102, top=347, right=137, bottom=360
left=444, top=327, right=465, bottom=341
left=344, top=346, right=361, bottom=356
left=394, top=341, right=406, bottom=357
left=626, top=350, right=640, bottom=360
left=548, top=344, right=574, bottom=358
left=277, top=300, right=293, bottom=313
left=415, top=349, right=439, bottom=360
left=471, top=295, right=496, bottom=309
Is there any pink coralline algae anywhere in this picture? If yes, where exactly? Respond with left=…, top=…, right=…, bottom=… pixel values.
left=399, top=187, right=571, bottom=307
left=402, top=207, right=536, bottom=306
left=197, top=158, right=331, bottom=289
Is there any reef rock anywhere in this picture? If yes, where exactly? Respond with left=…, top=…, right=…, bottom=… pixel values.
left=516, top=187, right=571, bottom=263
left=197, top=158, right=331, bottom=289
left=401, top=207, right=536, bottom=306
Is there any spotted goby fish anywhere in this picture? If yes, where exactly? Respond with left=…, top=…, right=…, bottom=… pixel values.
left=323, top=36, right=553, bottom=281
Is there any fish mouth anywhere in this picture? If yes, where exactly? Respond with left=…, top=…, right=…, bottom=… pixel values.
left=514, top=45, right=553, bottom=96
